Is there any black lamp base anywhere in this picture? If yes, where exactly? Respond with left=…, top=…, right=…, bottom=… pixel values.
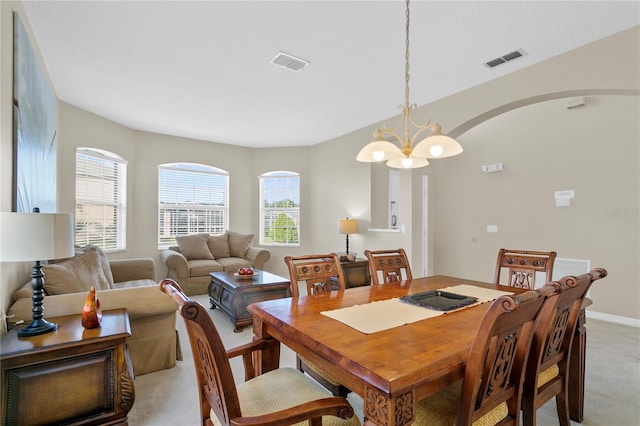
left=18, top=319, right=58, bottom=337
left=18, top=260, right=58, bottom=337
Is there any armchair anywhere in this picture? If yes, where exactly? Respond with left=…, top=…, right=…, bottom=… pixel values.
left=159, top=278, right=359, bottom=426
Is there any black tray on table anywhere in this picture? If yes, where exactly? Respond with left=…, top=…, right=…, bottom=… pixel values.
left=400, top=290, right=478, bottom=311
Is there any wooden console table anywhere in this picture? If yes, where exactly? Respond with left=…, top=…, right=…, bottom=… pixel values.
left=1, top=309, right=135, bottom=426
left=331, top=258, right=371, bottom=289
left=208, top=270, right=291, bottom=332
left=341, top=258, right=371, bottom=288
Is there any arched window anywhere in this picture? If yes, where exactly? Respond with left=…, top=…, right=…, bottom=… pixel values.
left=259, top=171, right=300, bottom=246
left=75, top=148, right=127, bottom=251
left=158, top=163, right=229, bottom=248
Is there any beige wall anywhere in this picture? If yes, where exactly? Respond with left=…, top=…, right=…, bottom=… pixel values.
left=432, top=96, right=639, bottom=319
left=1, top=0, right=638, bottom=329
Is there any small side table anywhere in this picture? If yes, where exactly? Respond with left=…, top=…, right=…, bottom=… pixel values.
left=1, top=308, right=135, bottom=426
left=340, top=258, right=371, bottom=288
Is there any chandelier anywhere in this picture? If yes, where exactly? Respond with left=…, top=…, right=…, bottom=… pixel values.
left=356, top=0, right=463, bottom=169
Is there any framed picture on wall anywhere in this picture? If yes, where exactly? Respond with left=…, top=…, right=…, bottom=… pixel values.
left=12, top=12, right=58, bottom=213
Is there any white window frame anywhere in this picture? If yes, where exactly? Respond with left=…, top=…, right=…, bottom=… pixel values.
left=259, top=171, right=300, bottom=246
left=75, top=148, right=127, bottom=252
left=158, top=163, right=229, bottom=248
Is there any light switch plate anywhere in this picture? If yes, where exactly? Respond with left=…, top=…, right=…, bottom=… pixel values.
left=486, top=225, right=498, bottom=233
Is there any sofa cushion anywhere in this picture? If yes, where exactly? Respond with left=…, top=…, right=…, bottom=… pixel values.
left=51, top=245, right=115, bottom=288
left=189, top=259, right=223, bottom=277
left=228, top=231, right=254, bottom=258
left=208, top=233, right=230, bottom=259
left=215, top=257, right=252, bottom=270
left=113, top=279, right=157, bottom=289
left=176, top=234, right=214, bottom=260
left=14, top=283, right=33, bottom=301
left=76, top=245, right=115, bottom=288
left=43, top=250, right=112, bottom=295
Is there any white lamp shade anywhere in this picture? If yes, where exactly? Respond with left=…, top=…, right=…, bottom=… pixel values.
left=386, top=155, right=429, bottom=169
left=0, top=213, right=75, bottom=262
left=356, top=135, right=404, bottom=162
left=338, top=218, right=359, bottom=235
left=412, top=124, right=463, bottom=159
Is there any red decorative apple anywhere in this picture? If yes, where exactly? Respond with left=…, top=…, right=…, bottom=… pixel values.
left=238, top=267, right=246, bottom=275
left=245, top=267, right=254, bottom=275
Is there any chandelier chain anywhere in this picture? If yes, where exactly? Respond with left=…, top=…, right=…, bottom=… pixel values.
left=404, top=0, right=411, bottom=109
left=355, top=0, right=463, bottom=168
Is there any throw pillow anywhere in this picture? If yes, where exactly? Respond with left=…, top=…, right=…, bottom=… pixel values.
left=43, top=250, right=111, bottom=295
left=227, top=231, right=254, bottom=258
left=75, top=245, right=115, bottom=288
left=208, top=233, right=230, bottom=259
left=176, top=234, right=214, bottom=260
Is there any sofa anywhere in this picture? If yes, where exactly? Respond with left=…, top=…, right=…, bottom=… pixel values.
left=6, top=246, right=181, bottom=376
left=160, top=231, right=270, bottom=295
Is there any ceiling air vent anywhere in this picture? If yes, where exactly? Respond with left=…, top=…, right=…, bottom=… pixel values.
left=270, top=51, right=309, bottom=72
left=484, top=49, right=525, bottom=68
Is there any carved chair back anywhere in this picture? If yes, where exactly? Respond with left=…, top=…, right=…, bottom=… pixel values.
left=285, top=253, right=346, bottom=298
left=522, top=268, right=607, bottom=426
left=284, top=253, right=351, bottom=397
left=493, top=248, right=557, bottom=289
left=364, top=248, right=413, bottom=285
left=457, top=290, right=546, bottom=425
left=160, top=279, right=243, bottom=426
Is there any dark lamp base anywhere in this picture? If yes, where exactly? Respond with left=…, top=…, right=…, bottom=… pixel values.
left=17, top=319, right=58, bottom=337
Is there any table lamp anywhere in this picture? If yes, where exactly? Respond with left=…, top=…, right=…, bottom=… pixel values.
left=0, top=211, right=74, bottom=336
left=338, top=217, right=358, bottom=258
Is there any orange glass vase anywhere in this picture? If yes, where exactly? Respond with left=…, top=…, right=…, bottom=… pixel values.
left=82, top=285, right=102, bottom=329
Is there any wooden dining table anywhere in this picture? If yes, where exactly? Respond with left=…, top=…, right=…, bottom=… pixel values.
left=247, top=275, right=588, bottom=426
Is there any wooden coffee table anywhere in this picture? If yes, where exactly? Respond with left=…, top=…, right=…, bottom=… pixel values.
left=208, top=270, right=291, bottom=332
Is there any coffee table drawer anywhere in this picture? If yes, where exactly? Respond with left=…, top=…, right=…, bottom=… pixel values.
left=220, top=287, right=235, bottom=312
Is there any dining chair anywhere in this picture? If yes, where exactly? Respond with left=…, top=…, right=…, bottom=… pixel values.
left=364, top=248, right=413, bottom=285
left=284, top=253, right=351, bottom=398
left=493, top=248, right=557, bottom=289
left=522, top=268, right=607, bottom=426
left=414, top=289, right=548, bottom=426
left=285, top=253, right=347, bottom=298
left=159, top=278, right=360, bottom=426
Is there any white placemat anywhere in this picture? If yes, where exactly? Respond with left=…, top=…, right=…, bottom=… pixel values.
left=320, top=285, right=515, bottom=334
left=321, top=298, right=443, bottom=334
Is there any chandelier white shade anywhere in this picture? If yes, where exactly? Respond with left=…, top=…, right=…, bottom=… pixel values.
left=411, top=124, right=464, bottom=159
left=356, top=0, right=462, bottom=169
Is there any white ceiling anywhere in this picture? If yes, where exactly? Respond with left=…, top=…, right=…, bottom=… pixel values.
left=22, top=1, right=639, bottom=148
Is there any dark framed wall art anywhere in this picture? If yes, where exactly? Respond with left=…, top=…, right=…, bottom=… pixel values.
left=12, top=12, right=58, bottom=213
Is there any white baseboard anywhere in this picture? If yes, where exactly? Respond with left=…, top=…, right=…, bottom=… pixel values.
left=586, top=310, right=640, bottom=328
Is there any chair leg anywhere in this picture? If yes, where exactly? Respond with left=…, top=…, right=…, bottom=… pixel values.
left=521, top=398, right=536, bottom=426
left=555, top=388, right=571, bottom=426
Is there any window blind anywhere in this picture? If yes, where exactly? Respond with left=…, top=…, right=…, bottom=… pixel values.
left=75, top=148, right=127, bottom=251
left=158, top=163, right=229, bottom=248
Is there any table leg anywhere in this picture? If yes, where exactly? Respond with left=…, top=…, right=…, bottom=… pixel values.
left=568, top=308, right=587, bottom=422
left=363, top=385, right=415, bottom=425
left=251, top=318, right=280, bottom=375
